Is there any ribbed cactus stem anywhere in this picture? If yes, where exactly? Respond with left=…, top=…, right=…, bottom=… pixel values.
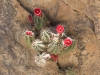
left=59, top=41, right=75, bottom=55
left=34, top=14, right=48, bottom=30
left=47, top=33, right=62, bottom=54
left=25, top=31, right=34, bottom=48
left=25, top=36, right=32, bottom=48
left=40, top=29, right=51, bottom=43
left=32, top=39, right=46, bottom=52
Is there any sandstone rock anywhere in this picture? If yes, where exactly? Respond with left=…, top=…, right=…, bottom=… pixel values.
left=1, top=0, right=100, bottom=75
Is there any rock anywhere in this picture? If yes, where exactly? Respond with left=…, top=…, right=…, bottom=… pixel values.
left=1, top=0, right=100, bottom=75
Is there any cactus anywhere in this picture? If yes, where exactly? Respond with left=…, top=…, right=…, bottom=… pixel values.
left=25, top=30, right=34, bottom=48
left=25, top=36, right=34, bottom=48
left=59, top=41, right=75, bottom=55
left=47, top=41, right=63, bottom=54
left=32, top=39, right=46, bottom=52
left=40, top=29, right=51, bottom=43
left=34, top=53, right=46, bottom=67
left=47, top=41, right=57, bottom=53
left=24, top=8, right=76, bottom=64
left=34, top=14, right=48, bottom=30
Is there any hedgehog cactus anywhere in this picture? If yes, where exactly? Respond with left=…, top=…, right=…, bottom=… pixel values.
left=24, top=8, right=75, bottom=66
left=47, top=33, right=61, bottom=54
left=34, top=8, right=48, bottom=30
left=61, top=40, right=75, bottom=55
left=25, top=30, right=34, bottom=48
left=40, top=29, right=51, bottom=43
left=32, top=39, right=46, bottom=52
left=47, top=40, right=63, bottom=54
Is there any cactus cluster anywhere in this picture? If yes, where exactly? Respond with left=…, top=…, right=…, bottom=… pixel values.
left=25, top=8, right=75, bottom=64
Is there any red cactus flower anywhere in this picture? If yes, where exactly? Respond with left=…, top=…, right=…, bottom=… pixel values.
left=34, top=8, right=42, bottom=16
left=50, top=54, right=58, bottom=61
left=56, top=25, right=64, bottom=34
left=28, top=15, right=33, bottom=23
left=25, top=31, right=33, bottom=36
left=63, top=37, right=72, bottom=46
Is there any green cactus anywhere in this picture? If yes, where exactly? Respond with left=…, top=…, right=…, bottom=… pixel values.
left=25, top=8, right=75, bottom=57
left=34, top=14, right=48, bottom=30
left=47, top=34, right=62, bottom=54
left=47, top=41, right=57, bottom=53
left=59, top=41, right=75, bottom=55
left=48, top=42, right=63, bottom=54
left=25, top=35, right=34, bottom=48
left=40, top=29, right=51, bottom=43
left=32, top=39, right=46, bottom=52
left=25, top=36, right=31, bottom=48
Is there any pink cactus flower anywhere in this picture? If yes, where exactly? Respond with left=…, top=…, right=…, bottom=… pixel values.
left=50, top=54, right=58, bottom=61
left=56, top=25, right=64, bottom=34
left=34, top=8, right=42, bottom=16
left=63, top=37, right=72, bottom=46
left=25, top=30, right=33, bottom=36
